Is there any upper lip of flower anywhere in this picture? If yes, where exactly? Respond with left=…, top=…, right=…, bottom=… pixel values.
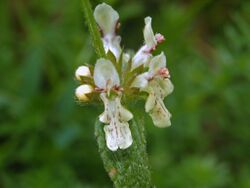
left=94, top=3, right=119, bottom=36
left=93, top=58, right=121, bottom=95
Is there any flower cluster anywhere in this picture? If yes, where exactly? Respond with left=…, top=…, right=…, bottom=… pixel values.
left=75, top=3, right=174, bottom=151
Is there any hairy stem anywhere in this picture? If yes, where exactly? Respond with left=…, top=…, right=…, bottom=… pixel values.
left=81, top=0, right=106, bottom=58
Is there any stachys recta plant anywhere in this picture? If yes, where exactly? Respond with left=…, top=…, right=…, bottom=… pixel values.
left=77, top=1, right=174, bottom=187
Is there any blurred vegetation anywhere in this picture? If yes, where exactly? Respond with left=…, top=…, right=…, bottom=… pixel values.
left=0, top=0, right=250, bottom=187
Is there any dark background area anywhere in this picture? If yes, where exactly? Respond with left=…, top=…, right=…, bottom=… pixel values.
left=0, top=0, right=250, bottom=187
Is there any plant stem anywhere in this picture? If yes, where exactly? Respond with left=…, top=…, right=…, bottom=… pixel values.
left=81, top=0, right=106, bottom=58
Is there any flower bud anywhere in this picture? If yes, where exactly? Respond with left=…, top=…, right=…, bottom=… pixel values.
left=75, top=84, right=93, bottom=102
left=75, top=66, right=91, bottom=80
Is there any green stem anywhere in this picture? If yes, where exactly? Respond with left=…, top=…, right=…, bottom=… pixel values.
left=81, top=0, right=106, bottom=58
left=95, top=117, right=153, bottom=187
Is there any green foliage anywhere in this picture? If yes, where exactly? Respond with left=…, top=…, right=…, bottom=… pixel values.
left=0, top=0, right=249, bottom=187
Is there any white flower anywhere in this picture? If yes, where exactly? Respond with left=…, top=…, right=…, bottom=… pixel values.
left=100, top=94, right=133, bottom=151
left=144, top=78, right=173, bottom=127
left=75, top=84, right=93, bottom=102
left=75, top=66, right=91, bottom=80
left=94, top=3, right=121, bottom=59
left=131, top=17, right=165, bottom=70
left=93, top=58, right=133, bottom=151
left=132, top=52, right=174, bottom=127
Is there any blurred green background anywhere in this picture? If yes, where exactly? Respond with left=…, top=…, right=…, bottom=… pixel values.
left=0, top=0, right=250, bottom=187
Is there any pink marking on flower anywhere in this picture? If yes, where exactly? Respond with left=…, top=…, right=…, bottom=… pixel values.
left=113, top=85, right=123, bottom=92
left=95, top=87, right=105, bottom=92
left=155, top=33, right=165, bottom=44
left=143, top=34, right=165, bottom=53
left=158, top=68, right=170, bottom=78
left=95, top=85, right=123, bottom=93
left=143, top=45, right=156, bottom=53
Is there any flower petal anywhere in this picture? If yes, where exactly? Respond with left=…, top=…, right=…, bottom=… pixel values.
left=159, top=78, right=174, bottom=97
left=148, top=52, right=166, bottom=74
left=149, top=97, right=171, bottom=127
left=103, top=35, right=121, bottom=59
left=104, top=124, right=119, bottom=151
left=145, top=93, right=155, bottom=112
left=99, top=93, right=110, bottom=123
left=143, top=17, right=157, bottom=49
left=119, top=105, right=133, bottom=122
left=94, top=3, right=119, bottom=36
left=99, top=112, right=109, bottom=124
left=93, top=58, right=120, bottom=89
left=131, top=72, right=149, bottom=88
left=117, top=122, right=133, bottom=149
left=104, top=122, right=133, bottom=151
left=131, top=46, right=152, bottom=70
